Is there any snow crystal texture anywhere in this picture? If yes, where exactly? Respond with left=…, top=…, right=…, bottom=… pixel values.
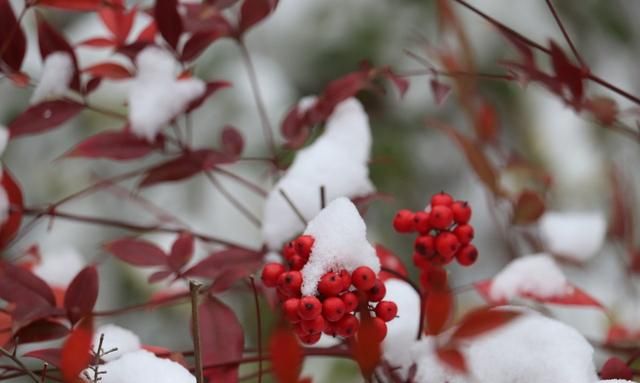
left=31, top=52, right=74, bottom=104
left=540, top=211, right=606, bottom=261
left=93, top=324, right=141, bottom=362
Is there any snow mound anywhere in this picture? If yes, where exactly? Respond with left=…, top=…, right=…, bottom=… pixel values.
left=598, top=380, right=636, bottom=383
left=540, top=211, right=606, bottom=261
left=129, top=47, right=205, bottom=141
left=300, top=197, right=379, bottom=296
left=98, top=350, right=195, bottom=383
left=262, top=98, right=374, bottom=250
left=93, top=324, right=141, bottom=362
left=31, top=52, right=74, bottom=104
left=32, top=247, right=85, bottom=287
left=411, top=309, right=597, bottom=383
left=490, top=254, right=569, bottom=301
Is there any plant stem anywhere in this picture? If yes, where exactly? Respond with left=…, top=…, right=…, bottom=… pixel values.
left=0, top=348, right=40, bottom=383
left=544, top=0, right=585, bottom=67
left=278, top=188, right=307, bottom=225
left=248, top=277, right=263, bottom=383
left=189, top=281, right=204, bottom=383
left=204, top=172, right=262, bottom=228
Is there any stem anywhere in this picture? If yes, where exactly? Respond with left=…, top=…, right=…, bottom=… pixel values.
left=189, top=281, right=204, bottom=383
left=248, top=277, right=263, bottom=383
left=214, top=167, right=268, bottom=197
left=544, top=0, right=585, bottom=67
left=0, top=348, right=40, bottom=383
left=320, top=185, right=326, bottom=209
left=204, top=172, right=262, bottom=228
left=278, top=188, right=307, bottom=225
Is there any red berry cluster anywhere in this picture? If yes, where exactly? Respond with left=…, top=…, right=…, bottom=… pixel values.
left=261, top=235, right=397, bottom=345
left=393, top=192, right=478, bottom=268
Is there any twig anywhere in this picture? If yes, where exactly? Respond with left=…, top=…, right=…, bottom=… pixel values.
left=544, top=0, right=585, bottom=68
left=189, top=281, right=204, bottom=383
left=0, top=347, right=40, bottom=383
left=204, top=172, right=262, bottom=228
left=320, top=186, right=326, bottom=209
left=248, top=277, right=263, bottom=383
left=214, top=167, right=268, bottom=197
left=39, top=363, right=47, bottom=383
left=278, top=189, right=307, bottom=225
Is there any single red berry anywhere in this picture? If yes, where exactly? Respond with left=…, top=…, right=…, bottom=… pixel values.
left=261, top=263, right=285, bottom=287
left=451, top=200, right=472, bottom=224
left=429, top=205, right=454, bottom=230
left=367, top=279, right=386, bottom=302
left=393, top=210, right=416, bottom=233
left=322, top=297, right=346, bottom=322
left=288, top=255, right=306, bottom=271
left=301, top=315, right=326, bottom=335
left=435, top=232, right=460, bottom=261
left=282, top=241, right=297, bottom=261
left=336, top=314, right=360, bottom=337
left=419, top=266, right=448, bottom=292
left=282, top=298, right=301, bottom=323
left=375, top=301, right=398, bottom=322
left=324, top=321, right=339, bottom=336
left=352, top=266, right=376, bottom=291
left=298, top=295, right=322, bottom=320
left=339, top=269, right=351, bottom=291
left=299, top=332, right=322, bottom=345
left=318, top=272, right=343, bottom=296
left=414, top=235, right=436, bottom=257
left=414, top=211, right=431, bottom=234
left=277, top=271, right=302, bottom=296
left=371, top=317, right=388, bottom=342
left=295, top=235, right=315, bottom=259
left=453, top=224, right=474, bottom=245
left=456, top=244, right=478, bottom=266
left=431, top=192, right=454, bottom=207
left=341, top=292, right=359, bottom=312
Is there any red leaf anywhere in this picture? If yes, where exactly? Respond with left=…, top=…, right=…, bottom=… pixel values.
left=0, top=167, right=24, bottom=250
left=549, top=40, right=584, bottom=104
left=64, top=266, right=98, bottom=324
left=199, top=296, right=244, bottom=382
left=183, top=248, right=262, bottom=279
left=586, top=96, right=618, bottom=126
left=61, top=317, right=93, bottom=383
left=186, top=81, right=231, bottom=112
left=78, top=37, right=116, bottom=48
left=104, top=237, right=168, bottom=267
left=280, top=104, right=311, bottom=149
left=474, top=101, right=498, bottom=142
left=0, top=311, right=11, bottom=347
left=99, top=5, right=136, bottom=43
left=381, top=67, right=409, bottom=97
left=154, top=0, right=182, bottom=49
left=600, top=357, right=633, bottom=380
left=430, top=79, right=451, bottom=106
left=512, top=189, right=545, bottom=224
left=238, top=0, right=278, bottom=35
left=425, top=289, right=453, bottom=335
left=451, top=307, right=521, bottom=341
left=36, top=0, right=101, bottom=11
left=474, top=280, right=603, bottom=308
left=147, top=270, right=173, bottom=283
left=0, top=261, right=56, bottom=307
left=436, top=347, right=467, bottom=374
left=139, top=149, right=231, bottom=187
left=136, top=21, right=157, bottom=43
left=269, top=327, right=302, bottom=383
left=83, top=62, right=132, bottom=80
left=24, top=348, right=62, bottom=367
left=181, top=29, right=228, bottom=62
left=0, top=0, right=27, bottom=72
left=64, top=130, right=161, bottom=160
left=221, top=126, right=244, bottom=158
left=36, top=14, right=80, bottom=90
left=209, top=267, right=254, bottom=293
left=15, top=319, right=69, bottom=344
left=352, top=311, right=382, bottom=380
left=168, top=232, right=194, bottom=271
left=9, top=100, right=84, bottom=138
left=375, top=244, right=408, bottom=280
left=321, top=71, right=369, bottom=110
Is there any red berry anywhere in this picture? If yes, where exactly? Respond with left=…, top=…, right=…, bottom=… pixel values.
left=367, top=279, right=386, bottom=302
left=393, top=210, right=416, bottom=233
left=282, top=298, right=301, bottom=323
left=339, top=269, right=351, bottom=291
left=298, top=295, right=322, bottom=320
left=341, top=292, right=359, bottom=312
left=371, top=317, right=388, bottom=341
left=451, top=200, right=472, bottom=224
left=261, top=263, right=285, bottom=287
left=453, top=224, right=474, bottom=245
left=278, top=271, right=302, bottom=296
left=301, top=315, right=326, bottom=335
left=352, top=266, right=376, bottom=291
left=431, top=192, right=454, bottom=207
left=435, top=232, right=460, bottom=261
left=429, top=205, right=454, bottom=230
left=375, top=301, right=398, bottom=322
left=295, top=235, right=315, bottom=259
left=336, top=314, right=360, bottom=337
left=288, top=255, right=306, bottom=271
left=322, top=297, right=346, bottom=322
left=456, top=244, right=478, bottom=266
left=414, top=211, right=431, bottom=234
left=318, top=272, right=343, bottom=297
left=324, top=322, right=339, bottom=337
left=299, top=332, right=322, bottom=345
left=414, top=235, right=435, bottom=257
left=282, top=241, right=297, bottom=261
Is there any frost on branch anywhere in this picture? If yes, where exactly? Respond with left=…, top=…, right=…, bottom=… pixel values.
left=539, top=211, right=607, bottom=261
left=299, top=197, right=379, bottom=296
left=30, top=52, right=74, bottom=104
left=92, top=324, right=141, bottom=362
left=262, top=97, right=374, bottom=250
left=490, top=254, right=569, bottom=301
left=98, top=350, right=195, bottom=383
left=129, top=47, right=205, bottom=141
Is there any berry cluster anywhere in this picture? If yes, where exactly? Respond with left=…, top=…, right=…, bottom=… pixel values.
left=393, top=192, right=479, bottom=269
left=261, top=235, right=397, bottom=345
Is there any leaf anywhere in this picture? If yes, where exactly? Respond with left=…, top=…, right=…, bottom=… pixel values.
left=436, top=347, right=467, bottom=374
left=186, top=81, right=231, bottom=112
left=600, top=357, right=633, bottom=380
left=0, top=0, right=27, bottom=72
left=381, top=67, right=409, bottom=97
left=64, top=266, right=99, bottom=324
left=14, top=319, right=69, bottom=344
left=199, top=296, right=244, bottom=382
left=209, top=268, right=254, bottom=293
left=183, top=248, right=262, bottom=280
left=474, top=101, right=498, bottom=142
left=36, top=14, right=80, bottom=90
left=451, top=307, right=521, bottom=341
left=24, top=348, right=62, bottom=368
left=352, top=311, right=382, bottom=380
left=104, top=237, right=168, bottom=267
left=474, top=279, right=603, bottom=308
left=168, top=232, right=194, bottom=271
left=430, top=79, right=452, bottom=106
left=586, top=96, right=618, bottom=126
left=269, top=327, right=302, bottom=383
left=549, top=40, right=584, bottom=104
left=375, top=244, right=408, bottom=280
left=220, top=126, right=244, bottom=158
left=425, top=289, right=453, bottom=335
left=512, top=190, right=545, bottom=224
left=320, top=71, right=369, bottom=111
left=238, top=0, right=278, bottom=35
left=83, top=62, right=132, bottom=79
left=99, top=5, right=136, bottom=43
left=139, top=149, right=231, bottom=187
left=61, top=317, right=93, bottom=383
left=0, top=167, right=24, bottom=250
left=9, top=100, right=84, bottom=138
left=154, top=0, right=182, bottom=49
left=147, top=270, right=173, bottom=283
left=64, top=130, right=161, bottom=160
left=181, top=29, right=227, bottom=62
left=36, top=0, right=101, bottom=11
left=0, top=262, right=56, bottom=307
left=78, top=37, right=115, bottom=48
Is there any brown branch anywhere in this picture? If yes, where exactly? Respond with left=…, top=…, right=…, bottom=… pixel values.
left=544, top=0, right=585, bottom=68
left=189, top=281, right=204, bottom=383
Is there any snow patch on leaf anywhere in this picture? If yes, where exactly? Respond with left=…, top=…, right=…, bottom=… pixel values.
left=30, top=52, right=74, bottom=104
left=539, top=211, right=606, bottom=261
left=98, top=350, right=195, bottom=383
left=490, top=254, right=568, bottom=301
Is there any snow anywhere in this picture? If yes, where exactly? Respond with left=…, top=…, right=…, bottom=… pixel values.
left=598, top=381, right=636, bottom=383
left=300, top=197, right=379, bottom=296
left=96, top=350, right=195, bottom=383
left=31, top=247, right=85, bottom=287
left=93, top=324, right=141, bottom=362
left=490, top=254, right=570, bottom=301
left=0, top=180, right=8, bottom=224
left=129, top=47, right=205, bottom=141
left=0, top=126, right=8, bottom=156
left=262, top=98, right=374, bottom=250
left=382, top=278, right=420, bottom=377
left=539, top=211, right=607, bottom=261
left=30, top=52, right=74, bottom=104
left=410, top=309, right=597, bottom=383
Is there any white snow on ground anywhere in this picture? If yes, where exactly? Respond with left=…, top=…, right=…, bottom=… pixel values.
left=31, top=247, right=85, bottom=287
left=490, top=254, right=570, bottom=301
left=93, top=324, right=141, bottom=362
left=97, top=350, right=195, bottom=383
left=30, top=52, right=74, bottom=104
left=262, top=98, right=374, bottom=250
left=539, top=211, right=607, bottom=261
left=300, top=197, right=379, bottom=296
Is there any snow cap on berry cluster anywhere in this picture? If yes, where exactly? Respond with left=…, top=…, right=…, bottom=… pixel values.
left=539, top=211, right=606, bottom=261
left=92, top=324, right=142, bottom=362
left=300, top=197, right=379, bottom=296
left=96, top=350, right=195, bottom=383
left=490, top=253, right=569, bottom=301
left=262, top=98, right=374, bottom=250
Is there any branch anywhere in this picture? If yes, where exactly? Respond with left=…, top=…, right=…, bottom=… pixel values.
left=189, top=281, right=204, bottom=383
left=544, top=0, right=585, bottom=67
left=0, top=348, right=40, bottom=383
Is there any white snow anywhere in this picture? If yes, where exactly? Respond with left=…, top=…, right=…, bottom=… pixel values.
left=129, top=47, right=205, bottom=141
left=300, top=197, right=379, bottom=296
left=96, top=350, right=195, bottom=383
left=490, top=254, right=570, bottom=301
left=93, top=324, right=142, bottom=362
left=598, top=381, right=636, bottom=383
left=539, top=211, right=607, bottom=261
left=262, top=98, right=374, bottom=250
left=0, top=179, right=8, bottom=225
left=30, top=52, right=74, bottom=104
left=410, top=309, right=597, bottom=383
left=382, top=278, right=420, bottom=376
left=31, top=247, right=85, bottom=287
left=0, top=126, right=8, bottom=156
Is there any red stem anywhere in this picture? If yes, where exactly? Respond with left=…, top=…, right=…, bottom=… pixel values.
left=544, top=0, right=585, bottom=67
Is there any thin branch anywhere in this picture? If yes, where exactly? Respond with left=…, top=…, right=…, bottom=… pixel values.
left=0, top=348, right=40, bottom=383
left=189, top=281, right=204, bottom=383
left=320, top=185, right=326, bottom=209
left=544, top=0, right=585, bottom=67
left=214, top=167, right=268, bottom=197
left=248, top=277, right=263, bottom=383
left=204, top=172, right=262, bottom=228
left=278, top=189, right=307, bottom=225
